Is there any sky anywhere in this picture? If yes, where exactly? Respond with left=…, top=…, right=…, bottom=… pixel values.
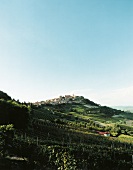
left=0, top=0, right=133, bottom=106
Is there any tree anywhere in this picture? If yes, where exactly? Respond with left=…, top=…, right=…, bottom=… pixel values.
left=110, top=124, right=121, bottom=137
left=0, top=91, right=11, bottom=100
left=0, top=124, right=14, bottom=157
left=0, top=99, right=30, bottom=129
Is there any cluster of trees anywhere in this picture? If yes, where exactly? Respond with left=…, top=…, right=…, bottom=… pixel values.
left=0, top=91, right=30, bottom=129
left=0, top=91, right=11, bottom=101
left=0, top=124, right=14, bottom=157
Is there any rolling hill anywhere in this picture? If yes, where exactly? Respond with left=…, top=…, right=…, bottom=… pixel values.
left=0, top=92, right=133, bottom=169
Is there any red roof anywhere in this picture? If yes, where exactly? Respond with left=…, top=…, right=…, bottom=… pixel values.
left=98, top=131, right=110, bottom=135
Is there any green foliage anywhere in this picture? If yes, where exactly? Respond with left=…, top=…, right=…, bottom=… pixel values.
left=0, top=124, right=14, bottom=157
left=110, top=124, right=121, bottom=137
left=0, top=124, right=14, bottom=132
left=0, top=99, right=30, bottom=129
left=8, top=137, right=133, bottom=170
left=0, top=91, right=11, bottom=100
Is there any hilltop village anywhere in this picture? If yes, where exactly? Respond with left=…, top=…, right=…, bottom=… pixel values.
left=34, top=95, right=86, bottom=105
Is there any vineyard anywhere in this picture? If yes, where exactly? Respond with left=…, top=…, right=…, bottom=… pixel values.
left=0, top=95, right=133, bottom=169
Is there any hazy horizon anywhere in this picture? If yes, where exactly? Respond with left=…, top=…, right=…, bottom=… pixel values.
left=0, top=0, right=133, bottom=106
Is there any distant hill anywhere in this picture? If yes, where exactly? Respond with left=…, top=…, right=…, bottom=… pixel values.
left=112, top=106, right=133, bottom=113
left=32, top=95, right=132, bottom=125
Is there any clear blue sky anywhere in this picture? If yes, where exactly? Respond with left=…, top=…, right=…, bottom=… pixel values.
left=0, top=0, right=133, bottom=106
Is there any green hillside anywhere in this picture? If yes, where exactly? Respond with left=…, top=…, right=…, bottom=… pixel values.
left=0, top=92, right=133, bottom=169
